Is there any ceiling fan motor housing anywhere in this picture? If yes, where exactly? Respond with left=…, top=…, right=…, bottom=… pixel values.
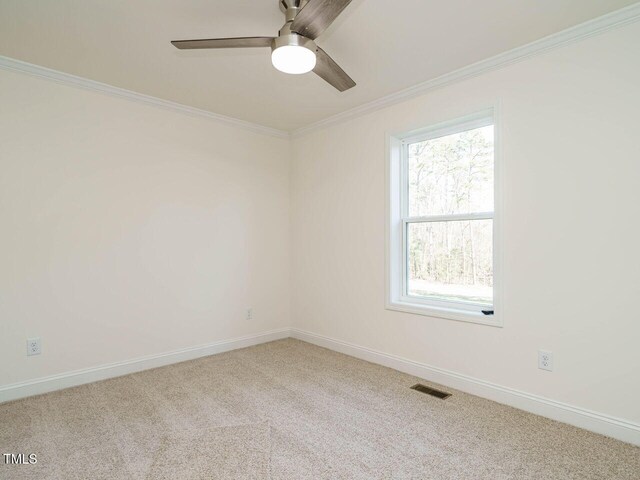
left=275, top=0, right=316, bottom=54
left=272, top=33, right=317, bottom=54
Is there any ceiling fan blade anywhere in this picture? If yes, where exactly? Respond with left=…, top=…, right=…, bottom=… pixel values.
left=290, top=0, right=353, bottom=39
left=171, top=37, right=275, bottom=50
left=313, top=47, right=355, bottom=92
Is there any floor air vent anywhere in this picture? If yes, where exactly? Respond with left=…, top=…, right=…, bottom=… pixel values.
left=410, top=384, right=451, bottom=399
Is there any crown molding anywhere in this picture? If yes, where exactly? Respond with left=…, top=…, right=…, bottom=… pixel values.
left=291, top=3, right=640, bottom=138
left=0, top=55, right=290, bottom=139
left=2, top=3, right=639, bottom=140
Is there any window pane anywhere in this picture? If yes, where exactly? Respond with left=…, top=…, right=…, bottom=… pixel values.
left=408, top=125, right=494, bottom=217
left=407, top=219, right=493, bottom=306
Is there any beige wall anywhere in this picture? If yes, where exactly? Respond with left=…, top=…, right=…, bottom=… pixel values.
left=1, top=18, right=638, bottom=430
left=0, top=69, right=291, bottom=386
left=291, top=22, right=640, bottom=423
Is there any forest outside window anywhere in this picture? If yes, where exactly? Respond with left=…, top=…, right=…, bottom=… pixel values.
left=387, top=110, right=499, bottom=325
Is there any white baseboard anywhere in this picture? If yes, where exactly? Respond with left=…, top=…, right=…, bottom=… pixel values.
left=3, top=327, right=638, bottom=446
left=290, top=328, right=640, bottom=446
left=0, top=328, right=291, bottom=404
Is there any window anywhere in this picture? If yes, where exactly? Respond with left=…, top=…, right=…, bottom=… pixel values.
left=387, top=110, right=500, bottom=325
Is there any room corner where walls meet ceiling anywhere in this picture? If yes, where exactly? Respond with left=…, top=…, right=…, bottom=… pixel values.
left=0, top=0, right=639, bottom=132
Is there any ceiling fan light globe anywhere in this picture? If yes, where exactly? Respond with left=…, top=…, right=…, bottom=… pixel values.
left=271, top=45, right=316, bottom=74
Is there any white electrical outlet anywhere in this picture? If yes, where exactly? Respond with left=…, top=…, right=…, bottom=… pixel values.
left=246, top=308, right=253, bottom=320
left=27, top=337, right=41, bottom=356
left=538, top=350, right=553, bottom=371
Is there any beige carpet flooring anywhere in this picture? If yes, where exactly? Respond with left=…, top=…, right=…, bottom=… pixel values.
left=1, top=338, right=638, bottom=479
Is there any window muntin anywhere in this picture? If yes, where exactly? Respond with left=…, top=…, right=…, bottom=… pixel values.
left=401, top=120, right=495, bottom=311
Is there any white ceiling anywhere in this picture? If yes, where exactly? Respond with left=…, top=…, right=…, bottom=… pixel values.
left=0, top=0, right=637, bottom=131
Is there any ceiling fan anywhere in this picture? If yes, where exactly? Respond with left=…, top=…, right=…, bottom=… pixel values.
left=171, top=0, right=356, bottom=92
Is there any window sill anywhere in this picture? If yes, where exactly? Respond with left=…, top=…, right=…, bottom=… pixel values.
left=386, top=299, right=502, bottom=327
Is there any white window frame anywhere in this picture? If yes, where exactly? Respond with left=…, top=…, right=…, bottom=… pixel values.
left=386, top=108, right=503, bottom=327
